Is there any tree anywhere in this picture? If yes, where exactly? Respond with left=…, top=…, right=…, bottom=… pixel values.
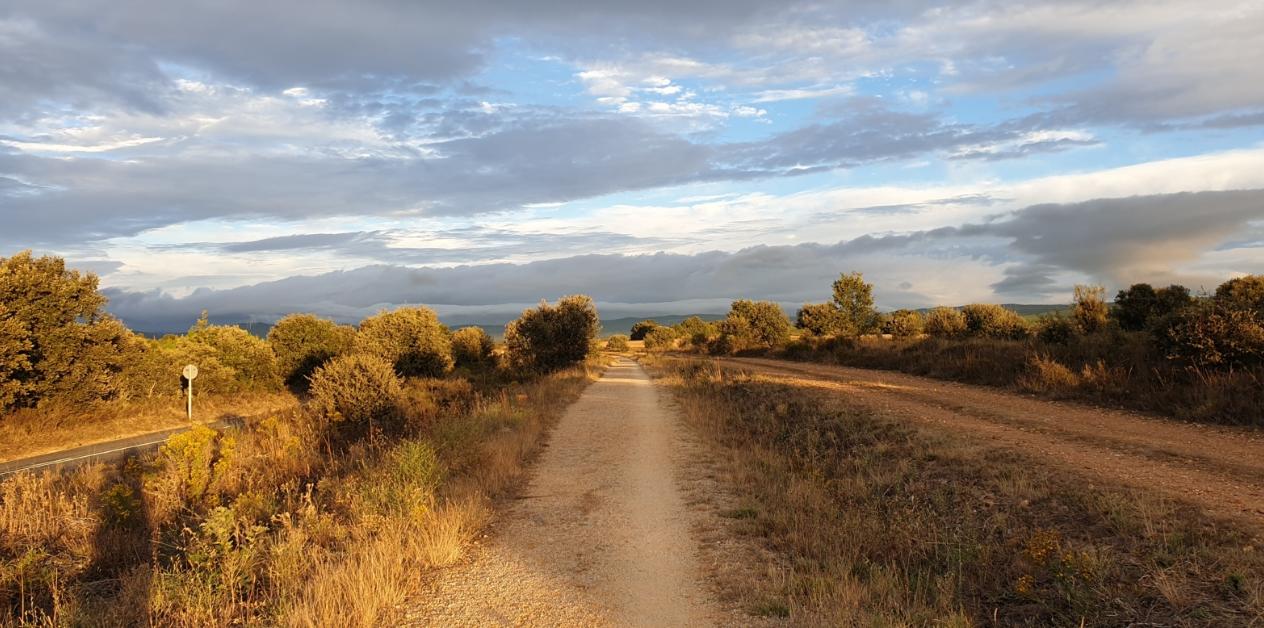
left=1154, top=285, right=1194, bottom=319
left=883, top=309, right=925, bottom=338
left=186, top=315, right=283, bottom=392
left=674, top=316, right=714, bottom=346
left=831, top=272, right=880, bottom=336
left=505, top=295, right=600, bottom=373
left=924, top=306, right=967, bottom=337
left=451, top=326, right=495, bottom=369
left=268, top=313, right=357, bottom=390
left=1215, top=275, right=1264, bottom=317
left=629, top=320, right=659, bottom=341
left=724, top=300, right=791, bottom=349
left=796, top=303, right=840, bottom=336
left=1072, top=284, right=1109, bottom=334
left=1112, top=283, right=1158, bottom=331
left=605, top=334, right=630, bottom=352
left=355, top=307, right=454, bottom=377
left=0, top=251, right=141, bottom=409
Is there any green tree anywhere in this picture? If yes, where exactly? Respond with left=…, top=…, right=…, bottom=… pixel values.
left=504, top=295, right=600, bottom=373
left=673, top=316, right=714, bottom=346
left=1072, top=284, right=1109, bottom=334
left=883, top=309, right=925, bottom=338
left=451, top=326, right=495, bottom=369
left=725, top=300, right=791, bottom=349
left=924, top=306, right=967, bottom=337
left=0, top=251, right=142, bottom=409
left=355, top=307, right=454, bottom=377
left=831, top=272, right=880, bottom=336
left=796, top=303, right=840, bottom=336
left=629, top=320, right=659, bottom=341
left=1112, top=283, right=1158, bottom=331
left=643, top=326, right=678, bottom=350
left=267, top=313, right=356, bottom=390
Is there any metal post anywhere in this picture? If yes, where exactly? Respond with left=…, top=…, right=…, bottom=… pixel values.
left=187, top=377, right=193, bottom=420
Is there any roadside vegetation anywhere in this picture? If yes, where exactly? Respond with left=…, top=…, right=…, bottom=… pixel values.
left=638, top=270, right=1264, bottom=426
left=648, top=356, right=1264, bottom=625
left=0, top=251, right=606, bottom=625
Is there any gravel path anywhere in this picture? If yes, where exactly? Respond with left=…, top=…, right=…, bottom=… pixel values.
left=407, top=356, right=727, bottom=626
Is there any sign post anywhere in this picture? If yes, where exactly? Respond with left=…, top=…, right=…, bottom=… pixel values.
left=182, top=364, right=199, bottom=420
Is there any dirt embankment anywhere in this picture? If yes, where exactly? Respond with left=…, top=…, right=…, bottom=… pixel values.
left=718, top=356, right=1264, bottom=529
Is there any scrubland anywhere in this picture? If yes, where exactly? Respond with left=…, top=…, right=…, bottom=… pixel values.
left=647, top=355, right=1264, bottom=626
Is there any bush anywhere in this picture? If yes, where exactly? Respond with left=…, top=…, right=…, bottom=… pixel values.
left=0, top=251, right=144, bottom=410
left=450, top=327, right=495, bottom=369
left=796, top=303, right=840, bottom=337
left=504, top=295, right=600, bottom=373
left=1154, top=301, right=1264, bottom=369
left=960, top=304, right=1030, bottom=340
left=186, top=315, right=283, bottom=392
left=1035, top=313, right=1077, bottom=344
left=308, top=353, right=403, bottom=431
left=1072, top=285, right=1108, bottom=334
left=629, top=320, right=659, bottom=341
left=831, top=272, right=880, bottom=336
left=673, top=316, right=714, bottom=347
left=268, top=314, right=356, bottom=390
left=604, top=335, right=630, bottom=351
left=1112, top=283, right=1158, bottom=331
left=883, top=309, right=924, bottom=338
left=924, top=307, right=967, bottom=338
left=355, top=307, right=453, bottom=377
left=643, top=326, right=678, bottom=350
left=1214, top=275, right=1264, bottom=317
left=1017, top=355, right=1079, bottom=395
left=725, top=300, right=791, bottom=349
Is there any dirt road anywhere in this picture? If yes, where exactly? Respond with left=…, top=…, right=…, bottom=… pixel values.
left=717, top=356, right=1264, bottom=529
left=407, top=356, right=727, bottom=626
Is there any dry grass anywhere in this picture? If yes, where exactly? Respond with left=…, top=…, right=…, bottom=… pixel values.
left=647, top=355, right=1264, bottom=626
left=0, top=358, right=605, bottom=626
left=0, top=391, right=299, bottom=462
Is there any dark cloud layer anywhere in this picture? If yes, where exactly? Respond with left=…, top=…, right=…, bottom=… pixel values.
left=102, top=189, right=1264, bottom=331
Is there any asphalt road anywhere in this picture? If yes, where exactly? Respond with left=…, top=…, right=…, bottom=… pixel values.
left=0, top=418, right=244, bottom=478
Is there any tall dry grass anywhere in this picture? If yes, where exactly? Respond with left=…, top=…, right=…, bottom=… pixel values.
left=0, top=358, right=604, bottom=626
left=648, top=356, right=1264, bottom=626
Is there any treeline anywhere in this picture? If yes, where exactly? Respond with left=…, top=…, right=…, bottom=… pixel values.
left=0, top=251, right=601, bottom=416
left=632, top=272, right=1264, bottom=425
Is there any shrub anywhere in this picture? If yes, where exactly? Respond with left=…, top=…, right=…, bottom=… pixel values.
left=1072, top=285, right=1109, bottom=334
left=1035, top=313, right=1077, bottom=344
left=673, top=316, right=714, bottom=346
left=796, top=303, right=840, bottom=336
left=924, top=306, right=967, bottom=338
left=1112, top=283, right=1158, bottom=331
left=643, top=326, right=678, bottom=350
left=186, top=315, right=283, bottom=392
left=726, top=300, right=791, bottom=349
left=629, top=320, right=659, bottom=341
left=960, top=304, right=1030, bottom=340
left=604, top=335, right=630, bottom=352
left=1214, top=275, right=1264, bottom=317
left=308, top=353, right=403, bottom=431
left=268, top=314, right=356, bottom=390
left=883, top=309, right=924, bottom=338
left=1154, top=301, right=1264, bottom=369
left=831, top=272, right=880, bottom=336
left=450, top=327, right=495, bottom=369
left=355, top=307, right=453, bottom=377
left=504, top=295, right=600, bottom=373
left=0, top=251, right=143, bottom=410
left=1017, top=355, right=1079, bottom=395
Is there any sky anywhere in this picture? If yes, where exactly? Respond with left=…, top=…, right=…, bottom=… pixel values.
left=2, top=0, right=1263, bottom=331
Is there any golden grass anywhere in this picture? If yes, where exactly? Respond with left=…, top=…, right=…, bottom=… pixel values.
left=0, top=358, right=605, bottom=626
left=0, top=391, right=299, bottom=462
left=646, top=355, right=1264, bottom=626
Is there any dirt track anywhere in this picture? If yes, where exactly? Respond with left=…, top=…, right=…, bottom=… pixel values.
left=407, top=357, right=727, bottom=626
left=717, top=357, right=1264, bottom=529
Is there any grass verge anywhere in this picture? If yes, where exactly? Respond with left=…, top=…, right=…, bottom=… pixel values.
left=647, top=355, right=1264, bottom=626
left=0, top=359, right=604, bottom=626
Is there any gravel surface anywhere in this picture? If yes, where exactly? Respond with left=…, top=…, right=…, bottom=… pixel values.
left=407, top=357, right=731, bottom=626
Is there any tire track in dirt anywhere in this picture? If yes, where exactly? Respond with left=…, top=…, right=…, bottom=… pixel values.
left=406, top=357, right=734, bottom=626
left=716, top=357, right=1264, bottom=530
